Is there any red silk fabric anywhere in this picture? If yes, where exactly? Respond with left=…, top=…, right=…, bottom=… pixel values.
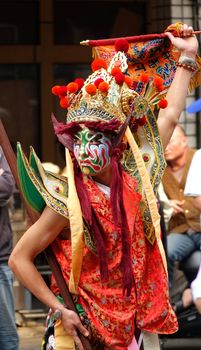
left=51, top=172, right=177, bottom=349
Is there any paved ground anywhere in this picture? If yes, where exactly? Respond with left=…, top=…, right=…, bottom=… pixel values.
left=160, top=337, right=201, bottom=349
left=18, top=322, right=45, bottom=350
left=18, top=323, right=201, bottom=350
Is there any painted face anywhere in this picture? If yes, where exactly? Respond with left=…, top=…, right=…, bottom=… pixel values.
left=73, top=128, right=112, bottom=175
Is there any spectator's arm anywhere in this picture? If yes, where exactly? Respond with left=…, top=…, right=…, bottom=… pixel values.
left=0, top=149, right=15, bottom=207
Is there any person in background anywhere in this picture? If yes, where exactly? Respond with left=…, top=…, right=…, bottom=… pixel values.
left=180, top=263, right=201, bottom=313
left=182, top=148, right=201, bottom=313
left=0, top=146, right=19, bottom=350
left=162, top=125, right=201, bottom=290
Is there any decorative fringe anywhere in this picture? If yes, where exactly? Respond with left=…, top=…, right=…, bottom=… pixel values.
left=110, top=151, right=134, bottom=296
left=110, top=154, right=121, bottom=230
left=84, top=118, right=121, bottom=132
left=74, top=165, right=109, bottom=281
left=74, top=167, right=92, bottom=226
left=118, top=162, right=134, bottom=296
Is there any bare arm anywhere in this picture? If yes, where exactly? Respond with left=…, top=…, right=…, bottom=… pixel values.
left=9, top=206, right=89, bottom=349
left=9, top=206, right=68, bottom=308
left=158, top=25, right=199, bottom=149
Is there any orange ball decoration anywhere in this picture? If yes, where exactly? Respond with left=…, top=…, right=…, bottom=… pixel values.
left=98, top=81, right=109, bottom=93
left=111, top=67, right=122, bottom=77
left=153, top=76, right=164, bottom=88
left=67, top=82, right=78, bottom=93
left=140, top=73, right=149, bottom=84
left=85, top=84, right=97, bottom=95
left=91, top=58, right=107, bottom=72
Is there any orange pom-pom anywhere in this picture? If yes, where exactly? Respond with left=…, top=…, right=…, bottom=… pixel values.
left=140, top=73, right=149, bottom=84
left=153, top=76, right=164, bottom=88
left=59, top=96, right=69, bottom=109
left=98, top=81, right=110, bottom=93
left=125, top=76, right=133, bottom=88
left=111, top=67, right=122, bottom=77
left=91, top=58, right=107, bottom=72
left=94, top=78, right=104, bottom=87
left=67, top=82, right=78, bottom=93
left=85, top=84, right=97, bottom=95
left=158, top=99, right=168, bottom=109
left=115, top=38, right=129, bottom=53
left=157, top=85, right=164, bottom=92
left=74, top=78, right=84, bottom=90
left=115, top=72, right=125, bottom=85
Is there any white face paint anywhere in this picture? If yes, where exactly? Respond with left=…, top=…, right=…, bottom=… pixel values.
left=74, top=128, right=112, bottom=175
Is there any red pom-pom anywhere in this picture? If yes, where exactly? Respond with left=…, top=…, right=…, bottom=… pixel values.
left=91, top=58, right=107, bottom=72
left=52, top=85, right=67, bottom=96
left=115, top=38, right=129, bottom=53
left=98, top=81, right=110, bottom=93
left=51, top=85, right=61, bottom=96
left=74, top=78, right=84, bottom=90
left=94, top=78, right=104, bottom=87
left=157, top=85, right=164, bottom=92
left=51, top=85, right=60, bottom=96
left=153, top=76, right=164, bottom=88
left=67, top=82, right=78, bottom=93
left=59, top=96, right=69, bottom=109
left=115, top=72, right=125, bottom=85
left=158, top=99, right=168, bottom=109
left=85, top=84, right=97, bottom=95
left=137, top=116, right=147, bottom=126
left=111, top=67, right=122, bottom=77
left=125, top=76, right=133, bottom=88
left=58, top=85, right=67, bottom=96
left=140, top=73, right=149, bottom=84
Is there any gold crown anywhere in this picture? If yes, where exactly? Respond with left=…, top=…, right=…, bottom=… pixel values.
left=52, top=43, right=168, bottom=132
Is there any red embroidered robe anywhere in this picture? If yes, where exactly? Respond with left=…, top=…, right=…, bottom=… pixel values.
left=51, top=171, right=178, bottom=349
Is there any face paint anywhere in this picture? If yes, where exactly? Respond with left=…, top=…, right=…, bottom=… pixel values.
left=74, top=128, right=112, bottom=175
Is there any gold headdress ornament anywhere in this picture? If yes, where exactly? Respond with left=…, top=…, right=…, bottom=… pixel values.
left=53, top=51, right=169, bottom=130
left=52, top=22, right=201, bottom=294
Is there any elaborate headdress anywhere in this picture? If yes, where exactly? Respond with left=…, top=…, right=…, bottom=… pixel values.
left=51, top=22, right=201, bottom=294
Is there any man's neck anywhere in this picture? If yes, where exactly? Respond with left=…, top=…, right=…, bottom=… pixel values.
left=91, top=164, right=113, bottom=187
left=167, top=149, right=188, bottom=179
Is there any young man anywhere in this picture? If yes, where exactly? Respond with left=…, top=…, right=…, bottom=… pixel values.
left=9, top=24, right=199, bottom=350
